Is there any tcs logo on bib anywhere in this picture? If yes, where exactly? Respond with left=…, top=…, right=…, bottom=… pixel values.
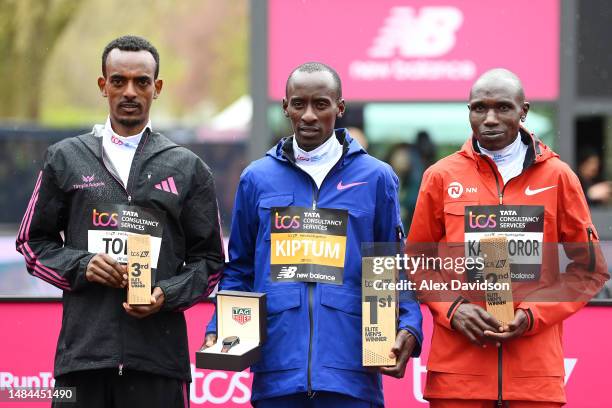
left=468, top=211, right=497, bottom=229
left=274, top=212, right=300, bottom=229
left=92, top=209, right=118, bottom=227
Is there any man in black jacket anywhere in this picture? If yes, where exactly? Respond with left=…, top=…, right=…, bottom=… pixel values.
left=16, top=35, right=224, bottom=408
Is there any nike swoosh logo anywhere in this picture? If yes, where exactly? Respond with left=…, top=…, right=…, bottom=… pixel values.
left=525, top=185, right=556, bottom=196
left=337, top=181, right=368, bottom=190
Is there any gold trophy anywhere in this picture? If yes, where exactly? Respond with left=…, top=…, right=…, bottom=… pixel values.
left=127, top=234, right=152, bottom=305
left=362, top=257, right=397, bottom=366
left=480, top=236, right=514, bottom=325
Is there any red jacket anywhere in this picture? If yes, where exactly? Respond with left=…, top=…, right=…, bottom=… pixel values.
left=407, top=129, right=608, bottom=403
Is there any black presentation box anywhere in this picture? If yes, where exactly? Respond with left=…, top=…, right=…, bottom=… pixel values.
left=196, top=291, right=267, bottom=372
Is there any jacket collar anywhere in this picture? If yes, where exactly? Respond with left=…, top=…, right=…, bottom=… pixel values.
left=267, top=128, right=366, bottom=166
left=78, top=126, right=179, bottom=159
left=461, top=126, right=554, bottom=170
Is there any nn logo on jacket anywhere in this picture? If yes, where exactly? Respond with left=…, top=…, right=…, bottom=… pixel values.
left=154, top=176, right=179, bottom=196
left=232, top=307, right=251, bottom=325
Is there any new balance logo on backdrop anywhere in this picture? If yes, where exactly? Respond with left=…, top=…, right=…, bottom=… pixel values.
left=349, top=6, right=476, bottom=82
left=368, top=6, right=463, bottom=58
left=154, top=176, right=179, bottom=195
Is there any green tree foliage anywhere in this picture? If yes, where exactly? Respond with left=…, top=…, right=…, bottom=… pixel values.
left=0, top=0, right=248, bottom=126
left=163, top=0, right=248, bottom=115
left=0, top=0, right=82, bottom=120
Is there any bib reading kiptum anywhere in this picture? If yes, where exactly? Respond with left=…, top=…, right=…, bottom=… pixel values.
left=87, top=204, right=165, bottom=272
left=464, top=205, right=544, bottom=282
left=270, top=206, right=348, bottom=284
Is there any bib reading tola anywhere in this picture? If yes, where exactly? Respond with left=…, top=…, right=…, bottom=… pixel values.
left=464, top=205, right=544, bottom=282
left=87, top=204, right=165, bottom=275
left=270, top=206, right=348, bottom=284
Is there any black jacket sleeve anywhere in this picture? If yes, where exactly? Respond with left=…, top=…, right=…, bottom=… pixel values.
left=15, top=147, right=95, bottom=292
left=157, top=158, right=224, bottom=311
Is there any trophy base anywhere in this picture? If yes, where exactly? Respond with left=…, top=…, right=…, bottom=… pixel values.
left=196, top=342, right=261, bottom=372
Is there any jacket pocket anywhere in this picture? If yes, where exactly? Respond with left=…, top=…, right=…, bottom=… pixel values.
left=251, top=288, right=304, bottom=372
left=258, top=193, right=295, bottom=242
left=348, top=207, right=374, bottom=243
left=443, top=201, right=478, bottom=243
left=507, top=324, right=565, bottom=377
left=318, top=285, right=367, bottom=372
left=258, top=193, right=295, bottom=209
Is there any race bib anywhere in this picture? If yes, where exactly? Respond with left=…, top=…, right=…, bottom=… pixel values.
left=87, top=204, right=165, bottom=271
left=464, top=205, right=544, bottom=282
left=270, top=207, right=348, bottom=284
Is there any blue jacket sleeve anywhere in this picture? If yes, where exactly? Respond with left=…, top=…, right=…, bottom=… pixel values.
left=375, top=166, right=423, bottom=356
left=206, top=171, right=258, bottom=334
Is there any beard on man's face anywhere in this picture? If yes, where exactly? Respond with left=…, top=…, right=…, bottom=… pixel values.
left=116, top=116, right=145, bottom=128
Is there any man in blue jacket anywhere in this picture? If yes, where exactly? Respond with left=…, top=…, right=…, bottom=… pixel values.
left=203, top=62, right=422, bottom=407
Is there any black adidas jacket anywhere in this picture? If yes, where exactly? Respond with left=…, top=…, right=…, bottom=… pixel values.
left=16, top=128, right=224, bottom=380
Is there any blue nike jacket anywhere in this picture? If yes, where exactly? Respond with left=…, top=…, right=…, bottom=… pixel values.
left=206, top=129, right=423, bottom=405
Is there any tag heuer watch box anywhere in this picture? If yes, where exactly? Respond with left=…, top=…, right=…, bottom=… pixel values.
left=196, top=290, right=267, bottom=372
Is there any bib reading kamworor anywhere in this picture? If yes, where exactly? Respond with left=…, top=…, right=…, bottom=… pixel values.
left=464, top=205, right=544, bottom=282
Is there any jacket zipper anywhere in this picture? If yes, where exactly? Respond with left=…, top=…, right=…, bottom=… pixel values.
left=100, top=146, right=132, bottom=204
left=479, top=142, right=538, bottom=408
left=99, top=151, right=129, bottom=375
left=123, top=130, right=150, bottom=206
left=482, top=158, right=503, bottom=204
left=279, top=162, right=319, bottom=395
left=587, top=227, right=595, bottom=272
left=481, top=155, right=513, bottom=407
left=282, top=140, right=346, bottom=396
left=308, top=179, right=316, bottom=396
left=497, top=346, right=503, bottom=407
left=102, top=157, right=131, bottom=201
left=99, top=129, right=150, bottom=204
left=99, top=130, right=151, bottom=376
left=307, top=283, right=314, bottom=396
left=480, top=138, right=539, bottom=204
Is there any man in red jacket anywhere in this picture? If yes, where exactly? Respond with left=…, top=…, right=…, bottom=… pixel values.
left=407, top=68, right=608, bottom=407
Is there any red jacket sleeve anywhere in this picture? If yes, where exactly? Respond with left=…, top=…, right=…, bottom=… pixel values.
left=518, top=164, right=609, bottom=335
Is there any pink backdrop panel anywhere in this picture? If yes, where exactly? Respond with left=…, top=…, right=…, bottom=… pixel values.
left=268, top=0, right=559, bottom=101
left=0, top=303, right=607, bottom=407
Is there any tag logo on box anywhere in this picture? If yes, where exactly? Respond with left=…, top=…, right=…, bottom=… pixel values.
left=232, top=307, right=252, bottom=325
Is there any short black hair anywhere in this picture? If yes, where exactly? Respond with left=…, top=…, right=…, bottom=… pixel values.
left=286, top=62, right=342, bottom=99
left=470, top=68, right=525, bottom=103
left=102, top=35, right=160, bottom=78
